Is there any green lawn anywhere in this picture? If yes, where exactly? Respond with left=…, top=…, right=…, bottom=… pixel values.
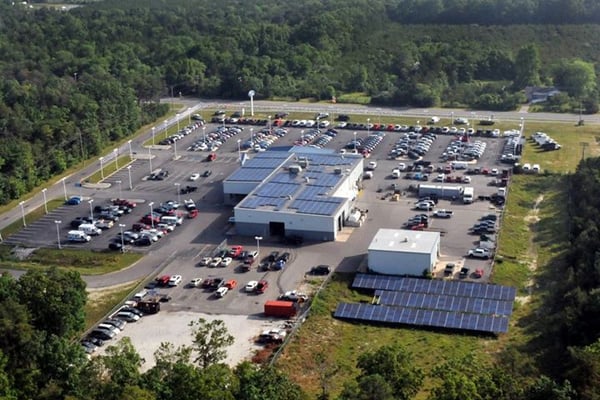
left=85, top=156, right=134, bottom=184
left=85, top=281, right=140, bottom=330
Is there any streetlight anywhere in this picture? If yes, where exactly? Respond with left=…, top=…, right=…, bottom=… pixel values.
left=113, top=148, right=119, bottom=170
left=148, top=147, right=153, bottom=174
left=41, top=188, right=48, bottom=214
left=163, top=120, right=168, bottom=138
left=202, top=126, right=206, bottom=144
left=115, top=180, right=122, bottom=199
left=61, top=177, right=67, bottom=200
left=119, top=223, right=126, bottom=251
left=187, top=108, right=191, bottom=125
left=151, top=126, right=156, bottom=145
left=353, top=131, right=357, bottom=152
left=99, top=157, right=105, bottom=179
left=237, top=139, right=241, bottom=161
left=367, top=118, right=371, bottom=136
left=127, top=165, right=133, bottom=190
left=250, top=128, right=254, bottom=144
left=88, top=199, right=94, bottom=221
left=268, top=115, right=272, bottom=132
left=54, top=220, right=62, bottom=249
left=176, top=113, right=181, bottom=132
left=451, top=111, right=455, bottom=124
left=254, top=236, right=263, bottom=255
left=19, top=201, right=26, bottom=227
left=300, top=129, right=305, bottom=145
left=173, top=139, right=178, bottom=160
left=174, top=183, right=181, bottom=205
left=148, top=202, right=155, bottom=229
left=520, top=117, right=525, bottom=135
left=127, top=140, right=133, bottom=160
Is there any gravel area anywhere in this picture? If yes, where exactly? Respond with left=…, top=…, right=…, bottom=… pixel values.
left=99, top=310, right=277, bottom=370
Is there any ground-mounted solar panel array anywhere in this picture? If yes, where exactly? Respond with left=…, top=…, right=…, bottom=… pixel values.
left=333, top=274, right=516, bottom=334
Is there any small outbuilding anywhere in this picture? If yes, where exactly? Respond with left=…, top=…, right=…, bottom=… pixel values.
left=368, top=229, right=440, bottom=276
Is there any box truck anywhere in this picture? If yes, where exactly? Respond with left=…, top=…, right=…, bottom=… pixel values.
left=264, top=300, right=296, bottom=318
left=418, top=184, right=464, bottom=200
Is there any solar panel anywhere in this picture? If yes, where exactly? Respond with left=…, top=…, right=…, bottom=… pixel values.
left=238, top=196, right=288, bottom=209
left=334, top=303, right=509, bottom=334
left=290, top=199, right=343, bottom=216
left=244, top=156, right=287, bottom=169
left=296, top=186, right=330, bottom=200
left=255, top=182, right=300, bottom=198
left=354, top=274, right=516, bottom=301
left=270, top=172, right=302, bottom=184
left=374, top=290, right=513, bottom=316
left=227, top=168, right=273, bottom=182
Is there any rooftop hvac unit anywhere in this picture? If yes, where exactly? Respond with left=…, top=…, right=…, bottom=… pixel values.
left=288, top=164, right=302, bottom=174
left=298, top=157, right=309, bottom=168
left=334, top=168, right=342, bottom=174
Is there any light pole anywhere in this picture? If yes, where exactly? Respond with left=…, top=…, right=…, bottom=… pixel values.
left=268, top=115, right=272, bottom=132
left=19, top=201, right=26, bottom=227
left=163, top=120, right=168, bottom=138
left=520, top=117, right=525, bottom=135
left=367, top=118, right=371, bottom=136
left=99, top=157, right=105, bottom=180
left=237, top=139, right=241, bottom=161
left=61, top=177, right=67, bottom=200
left=127, top=140, right=133, bottom=160
left=148, top=202, right=154, bottom=229
left=187, top=108, right=191, bottom=125
left=451, top=111, right=455, bottom=124
left=151, top=126, right=156, bottom=145
left=202, top=126, right=206, bottom=144
left=54, top=220, right=62, bottom=249
left=148, top=147, right=153, bottom=174
left=250, top=128, right=254, bottom=144
left=353, top=131, right=357, bottom=152
left=300, top=129, right=305, bottom=145
left=254, top=235, right=263, bottom=255
left=113, top=148, right=119, bottom=170
left=176, top=113, right=181, bottom=132
left=173, top=139, right=178, bottom=160
left=88, top=199, right=94, bottom=222
left=174, top=183, right=181, bottom=205
left=41, top=188, right=48, bottom=214
left=115, top=180, right=122, bottom=199
left=127, top=165, right=133, bottom=190
left=119, top=223, right=126, bottom=250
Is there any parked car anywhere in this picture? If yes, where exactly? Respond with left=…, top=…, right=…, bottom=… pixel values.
left=245, top=281, right=258, bottom=292
left=189, top=173, right=200, bottom=181
left=168, top=275, right=182, bottom=286
left=309, top=265, right=331, bottom=275
left=256, top=280, right=268, bottom=294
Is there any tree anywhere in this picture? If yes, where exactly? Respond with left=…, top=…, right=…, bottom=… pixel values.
left=17, top=268, right=87, bottom=337
left=524, top=376, right=577, bottom=400
left=514, top=44, right=541, bottom=89
left=234, top=362, right=306, bottom=400
left=188, top=318, right=234, bottom=369
left=552, top=59, right=597, bottom=98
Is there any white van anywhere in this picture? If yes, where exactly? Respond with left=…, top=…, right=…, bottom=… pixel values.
left=522, top=163, right=531, bottom=172
left=67, top=230, right=91, bottom=242
left=429, top=116, right=440, bottom=124
left=160, top=215, right=183, bottom=226
left=78, top=223, right=102, bottom=236
left=133, top=290, right=148, bottom=302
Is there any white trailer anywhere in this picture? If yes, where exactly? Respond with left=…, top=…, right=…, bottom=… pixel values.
left=418, top=184, right=464, bottom=200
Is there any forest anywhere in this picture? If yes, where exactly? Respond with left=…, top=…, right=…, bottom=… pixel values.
left=0, top=0, right=598, bottom=204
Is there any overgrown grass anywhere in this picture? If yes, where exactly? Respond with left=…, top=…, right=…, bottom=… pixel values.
left=0, top=245, right=142, bottom=276
left=336, top=93, right=371, bottom=104
left=85, top=281, right=140, bottom=330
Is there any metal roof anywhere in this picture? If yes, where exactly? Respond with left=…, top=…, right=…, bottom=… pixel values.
left=368, top=229, right=440, bottom=254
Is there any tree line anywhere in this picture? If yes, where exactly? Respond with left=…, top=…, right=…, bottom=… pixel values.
left=0, top=0, right=597, bottom=206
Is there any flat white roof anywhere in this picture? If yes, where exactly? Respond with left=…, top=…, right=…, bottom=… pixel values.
left=368, top=229, right=440, bottom=254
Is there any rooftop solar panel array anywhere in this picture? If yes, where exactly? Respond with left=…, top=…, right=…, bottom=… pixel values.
left=227, top=168, right=273, bottom=182
left=297, top=186, right=330, bottom=200
left=304, top=172, right=343, bottom=187
left=334, top=303, right=509, bottom=334
left=271, top=172, right=301, bottom=184
left=353, top=274, right=516, bottom=301
left=238, top=196, right=287, bottom=209
left=255, top=182, right=300, bottom=198
left=244, top=155, right=288, bottom=169
left=374, top=290, right=513, bottom=316
left=290, top=199, right=343, bottom=216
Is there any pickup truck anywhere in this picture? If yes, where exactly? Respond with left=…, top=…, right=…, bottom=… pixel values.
left=432, top=209, right=454, bottom=218
left=467, top=248, right=491, bottom=259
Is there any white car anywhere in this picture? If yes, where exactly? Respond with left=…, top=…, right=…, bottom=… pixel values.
left=199, top=257, right=212, bottom=266
left=156, top=223, right=175, bottom=232
left=245, top=281, right=258, bottom=292
left=215, top=286, right=229, bottom=298
left=209, top=257, right=222, bottom=268
left=189, top=278, right=203, bottom=287
left=220, top=257, right=233, bottom=267
left=189, top=173, right=200, bottom=181
left=168, top=275, right=182, bottom=286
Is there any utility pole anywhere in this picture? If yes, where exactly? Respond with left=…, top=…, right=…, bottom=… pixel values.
left=580, top=142, right=589, bottom=161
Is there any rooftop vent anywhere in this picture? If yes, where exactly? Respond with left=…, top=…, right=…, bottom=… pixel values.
left=288, top=164, right=302, bottom=174
left=334, top=168, right=342, bottom=175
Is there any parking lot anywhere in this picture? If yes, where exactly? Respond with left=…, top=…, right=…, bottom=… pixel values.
left=6, top=113, right=516, bottom=365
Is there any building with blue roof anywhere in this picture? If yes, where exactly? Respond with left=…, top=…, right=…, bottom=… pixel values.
left=223, top=147, right=364, bottom=241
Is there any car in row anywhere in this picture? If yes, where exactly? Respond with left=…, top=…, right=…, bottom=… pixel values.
left=243, top=127, right=288, bottom=152
left=85, top=307, right=143, bottom=352
left=157, top=120, right=205, bottom=145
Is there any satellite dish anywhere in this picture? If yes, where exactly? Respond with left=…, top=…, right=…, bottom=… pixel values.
left=248, top=90, right=255, bottom=98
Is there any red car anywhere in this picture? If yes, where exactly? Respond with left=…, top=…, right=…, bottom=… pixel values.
left=229, top=245, right=244, bottom=259
left=256, top=280, right=268, bottom=294
left=155, top=275, right=170, bottom=287
left=207, top=153, right=216, bottom=162
left=473, top=269, right=484, bottom=278
left=188, top=209, right=198, bottom=219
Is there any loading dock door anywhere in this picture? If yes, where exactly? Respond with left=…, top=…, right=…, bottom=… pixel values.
left=269, top=221, right=285, bottom=236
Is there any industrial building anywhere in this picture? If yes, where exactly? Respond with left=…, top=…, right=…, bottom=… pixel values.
left=223, top=148, right=364, bottom=241
left=367, top=229, right=441, bottom=276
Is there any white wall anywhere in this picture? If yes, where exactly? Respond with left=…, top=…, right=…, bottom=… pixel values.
left=223, top=181, right=261, bottom=196
left=368, top=250, right=436, bottom=276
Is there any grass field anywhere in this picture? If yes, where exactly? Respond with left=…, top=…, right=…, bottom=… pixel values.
left=85, top=281, right=140, bottom=330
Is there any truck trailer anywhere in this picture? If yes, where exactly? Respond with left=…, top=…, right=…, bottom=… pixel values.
left=264, top=300, right=297, bottom=318
left=418, top=184, right=464, bottom=200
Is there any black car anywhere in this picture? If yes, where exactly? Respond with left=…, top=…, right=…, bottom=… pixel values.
left=310, top=265, right=331, bottom=275
left=336, top=114, right=350, bottom=121
left=278, top=252, right=291, bottom=262
left=459, top=267, right=470, bottom=278
left=108, top=241, right=124, bottom=251
left=120, top=306, right=144, bottom=317
left=202, top=170, right=212, bottom=177
left=134, top=237, right=152, bottom=246
left=89, top=329, right=114, bottom=341
left=267, top=251, right=280, bottom=262
left=70, top=218, right=86, bottom=228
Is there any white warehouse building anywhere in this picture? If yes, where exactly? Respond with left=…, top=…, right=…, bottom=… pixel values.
left=223, top=148, right=364, bottom=241
left=368, top=229, right=441, bottom=276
